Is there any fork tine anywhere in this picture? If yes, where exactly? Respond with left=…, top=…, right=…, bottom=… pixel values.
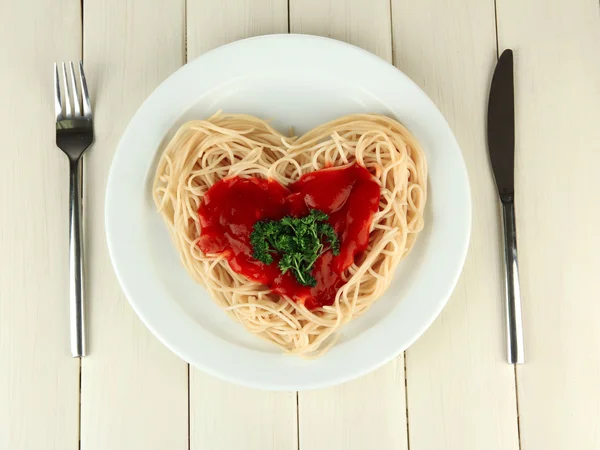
left=54, top=63, right=62, bottom=120
left=61, top=62, right=72, bottom=118
left=69, top=62, right=81, bottom=116
left=78, top=61, right=92, bottom=118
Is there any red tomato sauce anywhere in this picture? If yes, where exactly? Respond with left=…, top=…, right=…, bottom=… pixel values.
left=197, top=164, right=381, bottom=310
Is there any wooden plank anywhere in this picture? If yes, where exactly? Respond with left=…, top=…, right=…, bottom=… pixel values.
left=187, top=0, right=288, bottom=57
left=0, top=1, right=81, bottom=449
left=297, top=359, right=407, bottom=450
left=495, top=0, right=600, bottom=449
left=289, top=0, right=392, bottom=60
left=186, top=2, right=297, bottom=450
left=289, top=2, right=408, bottom=450
left=390, top=0, right=521, bottom=449
left=80, top=0, right=188, bottom=448
left=190, top=379, right=297, bottom=450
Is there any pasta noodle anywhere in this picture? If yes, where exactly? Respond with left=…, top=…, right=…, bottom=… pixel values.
left=153, top=112, right=427, bottom=357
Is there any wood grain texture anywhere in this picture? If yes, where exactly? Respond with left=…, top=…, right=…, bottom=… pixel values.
left=496, top=0, right=600, bottom=448
left=80, top=0, right=188, bottom=448
left=186, top=2, right=297, bottom=450
left=290, top=2, right=407, bottom=449
left=0, top=1, right=81, bottom=449
left=4, top=1, right=599, bottom=449
left=391, top=0, right=521, bottom=449
left=289, top=0, right=392, bottom=60
left=187, top=0, right=288, bottom=57
left=190, top=374, right=298, bottom=450
left=298, top=359, right=407, bottom=450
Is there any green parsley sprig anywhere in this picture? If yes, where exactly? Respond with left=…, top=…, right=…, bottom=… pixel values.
left=250, top=209, right=340, bottom=287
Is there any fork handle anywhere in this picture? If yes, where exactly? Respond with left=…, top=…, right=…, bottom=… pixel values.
left=69, top=157, right=85, bottom=357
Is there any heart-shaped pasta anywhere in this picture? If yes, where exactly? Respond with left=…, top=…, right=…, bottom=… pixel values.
left=153, top=112, right=427, bottom=357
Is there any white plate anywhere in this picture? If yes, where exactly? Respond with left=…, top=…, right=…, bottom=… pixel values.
left=106, top=34, right=471, bottom=391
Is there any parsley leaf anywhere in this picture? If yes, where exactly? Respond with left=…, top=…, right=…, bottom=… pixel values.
left=250, top=209, right=340, bottom=287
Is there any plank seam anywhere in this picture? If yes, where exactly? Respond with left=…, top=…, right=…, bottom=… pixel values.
left=187, top=364, right=191, bottom=450
left=389, top=0, right=395, bottom=65
left=296, top=392, right=300, bottom=450
left=403, top=352, right=411, bottom=450
left=78, top=357, right=82, bottom=450
left=389, top=6, right=409, bottom=449
left=493, top=0, right=500, bottom=58
left=514, top=365, right=523, bottom=450
left=493, top=2, right=523, bottom=449
left=185, top=2, right=190, bottom=447
left=185, top=3, right=189, bottom=446
left=79, top=0, right=84, bottom=447
left=184, top=0, right=188, bottom=64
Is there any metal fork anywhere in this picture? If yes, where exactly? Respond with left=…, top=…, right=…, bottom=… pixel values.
left=54, top=61, right=93, bottom=357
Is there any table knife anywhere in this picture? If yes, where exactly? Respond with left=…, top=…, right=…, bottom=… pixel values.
left=487, top=49, right=525, bottom=364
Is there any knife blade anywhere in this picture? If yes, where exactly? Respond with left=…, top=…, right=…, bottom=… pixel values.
left=488, top=49, right=515, bottom=201
left=487, top=48, right=524, bottom=364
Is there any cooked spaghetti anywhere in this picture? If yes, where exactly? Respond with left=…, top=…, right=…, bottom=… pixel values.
left=153, top=112, right=427, bottom=357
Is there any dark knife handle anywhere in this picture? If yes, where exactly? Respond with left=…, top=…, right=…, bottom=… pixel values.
left=501, top=199, right=524, bottom=364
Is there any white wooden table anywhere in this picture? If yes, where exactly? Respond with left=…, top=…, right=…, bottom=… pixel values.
left=2, top=0, right=599, bottom=449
